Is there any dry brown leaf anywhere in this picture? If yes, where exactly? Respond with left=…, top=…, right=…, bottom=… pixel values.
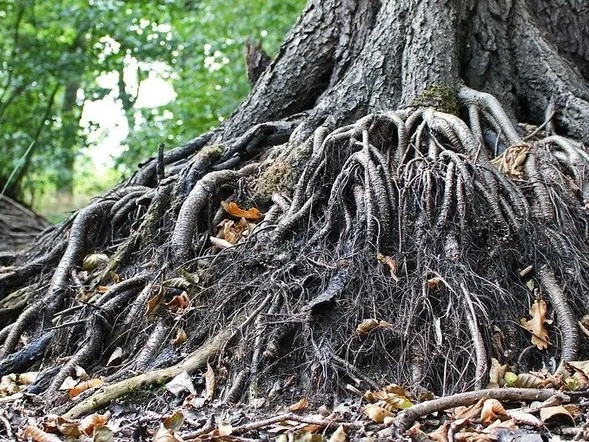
left=166, top=291, right=190, bottom=312
left=17, top=371, right=39, bottom=385
left=22, top=426, right=62, bottom=442
left=481, top=398, right=505, bottom=426
left=204, top=363, right=215, bottom=401
left=520, top=299, right=550, bottom=350
left=93, top=425, right=114, bottom=442
left=505, top=410, right=541, bottom=427
left=163, top=411, right=184, bottom=432
left=221, top=201, right=262, bottom=220
left=540, top=405, right=574, bottom=423
left=513, top=372, right=545, bottom=388
left=329, top=425, right=347, bottom=442
left=356, top=319, right=394, bottom=337
left=146, top=288, right=164, bottom=315
left=426, top=277, right=442, bottom=290
left=377, top=253, right=399, bottom=281
left=106, top=347, right=123, bottom=367
left=492, top=144, right=530, bottom=178
left=363, top=403, right=394, bottom=423
left=153, top=425, right=182, bottom=442
left=567, top=360, right=589, bottom=378
left=209, top=236, right=234, bottom=249
left=173, top=328, right=187, bottom=347
left=218, top=421, right=233, bottom=436
left=69, top=378, right=103, bottom=398
left=488, top=358, right=507, bottom=387
left=80, top=412, right=111, bottom=435
left=453, top=397, right=485, bottom=420
left=289, top=396, right=309, bottom=412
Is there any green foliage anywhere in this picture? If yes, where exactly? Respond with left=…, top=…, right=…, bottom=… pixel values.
left=0, top=0, right=305, bottom=208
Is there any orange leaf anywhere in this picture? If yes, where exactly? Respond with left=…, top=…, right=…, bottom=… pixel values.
left=145, top=287, right=164, bottom=316
left=288, top=397, right=309, bottom=412
left=69, top=378, right=103, bottom=398
left=22, top=426, right=62, bottom=442
left=481, top=398, right=505, bottom=426
left=221, top=201, right=262, bottom=220
left=520, top=299, right=550, bottom=350
left=79, top=411, right=111, bottom=435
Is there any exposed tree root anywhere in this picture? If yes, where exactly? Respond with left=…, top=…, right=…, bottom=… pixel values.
left=62, top=328, right=231, bottom=419
left=2, top=81, right=589, bottom=430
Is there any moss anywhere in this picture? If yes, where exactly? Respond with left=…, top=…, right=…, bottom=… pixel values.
left=252, top=141, right=312, bottom=200
left=410, top=85, right=459, bottom=115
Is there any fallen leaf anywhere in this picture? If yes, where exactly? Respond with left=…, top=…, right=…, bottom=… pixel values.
left=356, top=319, right=394, bottom=337
left=22, top=426, right=62, bottom=442
left=172, top=328, right=187, bottom=347
left=18, top=371, right=39, bottom=385
left=488, top=358, right=507, bottom=387
left=58, top=376, right=78, bottom=391
left=166, top=291, right=190, bottom=312
left=166, top=371, right=196, bottom=396
left=80, top=412, right=111, bottom=435
left=218, top=421, right=233, bottom=436
left=204, top=363, right=215, bottom=401
left=540, top=405, right=574, bottom=423
left=106, top=347, right=123, bottom=367
left=221, top=201, right=262, bottom=220
left=153, top=425, right=182, bottom=442
left=69, top=378, right=103, bottom=398
left=146, top=287, right=164, bottom=315
left=377, top=253, right=399, bottom=281
left=93, top=425, right=114, bottom=442
left=520, top=299, right=550, bottom=350
left=481, top=398, right=505, bottom=426
left=363, top=403, right=394, bottom=423
left=82, top=254, right=109, bottom=271
left=513, top=372, right=545, bottom=388
left=163, top=411, right=184, bottom=432
left=329, top=425, right=347, bottom=442
left=289, top=397, right=309, bottom=412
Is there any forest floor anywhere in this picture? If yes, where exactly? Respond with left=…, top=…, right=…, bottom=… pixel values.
left=2, top=364, right=589, bottom=441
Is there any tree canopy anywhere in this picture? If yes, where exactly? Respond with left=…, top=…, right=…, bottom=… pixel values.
left=0, top=0, right=303, bottom=207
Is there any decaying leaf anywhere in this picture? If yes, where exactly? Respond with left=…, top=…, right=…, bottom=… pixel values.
left=80, top=411, right=111, bottom=435
left=506, top=410, right=542, bottom=427
left=520, top=299, right=550, bottom=350
left=162, top=277, right=191, bottom=290
left=513, top=372, right=545, bottom=389
left=106, top=347, right=123, bottom=367
left=425, top=276, right=442, bottom=290
left=218, top=421, right=233, bottom=436
left=481, top=398, right=505, bottom=426
left=364, top=403, right=395, bottom=423
left=377, top=253, right=399, bottom=281
left=329, top=425, right=347, bottom=442
left=364, top=384, right=412, bottom=411
left=540, top=405, right=574, bottom=423
left=163, top=411, right=185, bottom=432
left=166, top=371, right=196, bottom=396
left=488, top=358, right=507, bottom=387
left=173, top=328, right=187, bottom=347
left=453, top=397, right=485, bottom=420
left=93, top=425, right=114, bottom=442
left=567, top=360, right=589, bottom=378
left=492, top=143, right=530, bottom=178
left=166, top=291, right=190, bottom=312
left=153, top=425, right=183, bottom=442
left=221, top=201, right=262, bottom=220
left=356, top=319, right=394, bottom=337
left=146, top=287, right=164, bottom=315
left=58, top=376, right=78, bottom=391
left=69, top=378, right=103, bottom=398
left=204, top=363, right=215, bottom=401
left=289, top=397, right=309, bottom=412
left=22, top=426, right=62, bottom=442
left=18, top=371, right=39, bottom=385
left=82, top=253, right=109, bottom=271
left=219, top=217, right=254, bottom=244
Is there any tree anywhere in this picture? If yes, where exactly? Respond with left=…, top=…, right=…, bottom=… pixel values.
left=1, top=0, right=589, bottom=434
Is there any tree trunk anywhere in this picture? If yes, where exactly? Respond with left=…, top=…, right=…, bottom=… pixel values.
left=2, top=0, right=589, bottom=430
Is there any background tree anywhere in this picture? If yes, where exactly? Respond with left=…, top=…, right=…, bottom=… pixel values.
left=0, top=0, right=302, bottom=209
left=1, top=0, right=589, bottom=437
